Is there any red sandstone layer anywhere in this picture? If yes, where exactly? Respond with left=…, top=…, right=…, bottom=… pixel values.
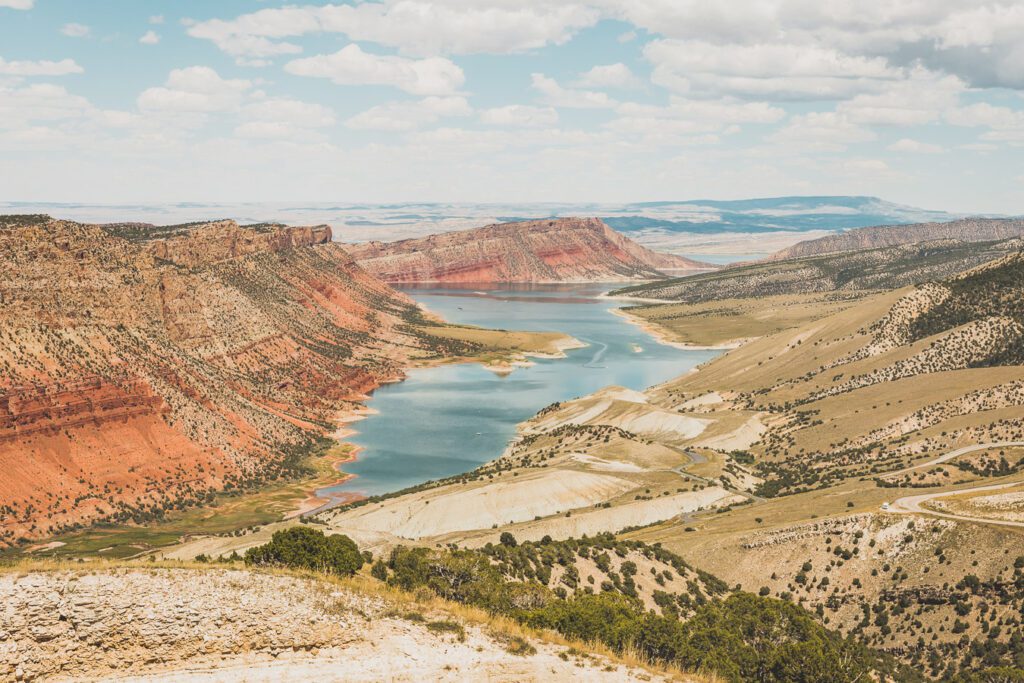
left=347, top=217, right=715, bottom=283
left=0, top=216, right=429, bottom=545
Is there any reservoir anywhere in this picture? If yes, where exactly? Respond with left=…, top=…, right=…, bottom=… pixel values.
left=318, top=284, right=720, bottom=498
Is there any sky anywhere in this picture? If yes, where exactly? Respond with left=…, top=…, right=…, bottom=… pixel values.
left=1, top=1, right=1023, bottom=213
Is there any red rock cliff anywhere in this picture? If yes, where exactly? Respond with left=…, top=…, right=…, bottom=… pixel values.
left=346, top=217, right=715, bottom=283
left=0, top=215, right=429, bottom=546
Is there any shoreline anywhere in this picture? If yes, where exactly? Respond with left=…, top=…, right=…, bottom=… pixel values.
left=597, top=292, right=676, bottom=305
left=285, top=408, right=379, bottom=518
left=300, top=332, right=587, bottom=511
left=482, top=335, right=589, bottom=374
left=609, top=307, right=749, bottom=351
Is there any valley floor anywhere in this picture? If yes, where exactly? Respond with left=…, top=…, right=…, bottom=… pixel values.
left=16, top=276, right=1024, bottom=678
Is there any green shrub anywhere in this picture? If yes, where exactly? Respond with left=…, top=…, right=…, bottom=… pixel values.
left=370, top=559, right=389, bottom=581
left=244, top=526, right=363, bottom=576
left=955, top=668, right=1024, bottom=683
left=426, top=619, right=466, bottom=641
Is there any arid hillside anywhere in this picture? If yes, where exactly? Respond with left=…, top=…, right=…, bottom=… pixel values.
left=772, top=217, right=1024, bottom=259
left=615, top=253, right=1024, bottom=675
left=347, top=217, right=713, bottom=283
left=0, top=215, right=488, bottom=547
left=265, top=249, right=1024, bottom=677
left=611, top=236, right=1023, bottom=303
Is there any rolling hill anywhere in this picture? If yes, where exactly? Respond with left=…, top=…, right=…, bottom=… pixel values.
left=611, top=218, right=1024, bottom=304
left=772, top=217, right=1024, bottom=259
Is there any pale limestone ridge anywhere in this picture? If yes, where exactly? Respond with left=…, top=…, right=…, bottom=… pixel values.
left=0, top=568, right=672, bottom=683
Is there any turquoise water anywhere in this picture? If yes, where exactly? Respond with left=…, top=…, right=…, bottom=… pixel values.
left=318, top=284, right=720, bottom=498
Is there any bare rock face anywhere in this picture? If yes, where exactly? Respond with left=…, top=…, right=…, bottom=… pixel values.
left=0, top=569, right=371, bottom=681
left=347, top=217, right=714, bottom=283
left=772, top=217, right=1024, bottom=259
left=0, top=569, right=667, bottom=682
left=0, top=215, right=431, bottom=546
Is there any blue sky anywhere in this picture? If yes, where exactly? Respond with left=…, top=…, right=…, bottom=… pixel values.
left=1, top=0, right=1023, bottom=212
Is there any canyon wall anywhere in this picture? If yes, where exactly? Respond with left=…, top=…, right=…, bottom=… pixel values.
left=347, top=217, right=714, bottom=283
left=0, top=216, right=432, bottom=546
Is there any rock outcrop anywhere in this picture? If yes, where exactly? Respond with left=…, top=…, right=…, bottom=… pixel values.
left=0, top=216, right=441, bottom=546
left=347, top=217, right=714, bottom=283
left=0, top=568, right=666, bottom=682
left=147, top=220, right=332, bottom=268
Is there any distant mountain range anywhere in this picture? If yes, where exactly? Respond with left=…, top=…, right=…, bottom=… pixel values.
left=595, top=196, right=960, bottom=234
left=1, top=196, right=973, bottom=236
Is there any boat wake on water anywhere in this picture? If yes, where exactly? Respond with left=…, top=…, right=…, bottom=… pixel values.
left=579, top=338, right=609, bottom=368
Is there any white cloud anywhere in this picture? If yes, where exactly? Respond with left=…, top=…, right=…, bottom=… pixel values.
left=149, top=15, right=165, bottom=25
left=243, top=98, right=335, bottom=128
left=317, top=2, right=598, bottom=56
left=574, top=63, right=639, bottom=89
left=286, top=44, right=463, bottom=96
left=186, top=8, right=314, bottom=62
left=979, top=129, right=1024, bottom=146
left=60, top=23, right=90, bottom=38
left=0, top=57, right=83, bottom=76
left=610, top=0, right=1024, bottom=92
left=837, top=72, right=964, bottom=126
left=138, top=66, right=251, bottom=112
left=479, top=105, right=558, bottom=128
left=645, top=40, right=899, bottom=100
left=768, top=112, right=876, bottom=152
left=0, top=83, right=93, bottom=128
left=887, top=138, right=943, bottom=154
left=139, top=31, right=160, bottom=45
left=346, top=96, right=471, bottom=131
left=946, top=102, right=1024, bottom=130
left=617, top=97, right=783, bottom=124
left=187, top=2, right=599, bottom=59
left=0, top=0, right=33, bottom=9
left=608, top=96, right=783, bottom=141
left=945, top=101, right=1024, bottom=146
left=233, top=111, right=336, bottom=141
left=842, top=158, right=893, bottom=173
left=531, top=73, right=616, bottom=109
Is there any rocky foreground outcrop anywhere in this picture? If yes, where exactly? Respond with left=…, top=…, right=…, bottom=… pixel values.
left=0, top=216, right=447, bottom=546
left=0, top=568, right=668, bottom=682
left=348, top=217, right=713, bottom=283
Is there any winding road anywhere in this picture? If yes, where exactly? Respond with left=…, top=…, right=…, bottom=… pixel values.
left=887, top=441, right=1024, bottom=529
left=891, top=441, right=1024, bottom=475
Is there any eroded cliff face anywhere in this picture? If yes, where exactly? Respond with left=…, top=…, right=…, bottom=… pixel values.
left=347, top=217, right=713, bottom=283
left=147, top=220, right=332, bottom=268
left=0, top=216, right=430, bottom=546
